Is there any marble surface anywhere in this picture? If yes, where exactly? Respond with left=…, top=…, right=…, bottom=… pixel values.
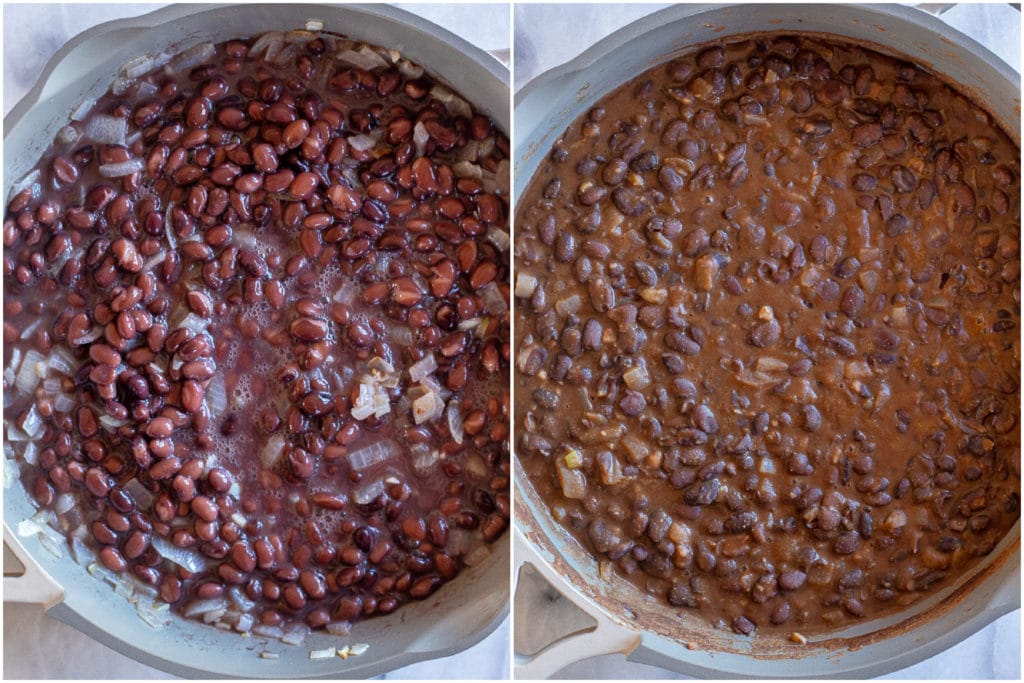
left=2, top=3, right=509, bottom=680
left=513, top=2, right=1021, bottom=680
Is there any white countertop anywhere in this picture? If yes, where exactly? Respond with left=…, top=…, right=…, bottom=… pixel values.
left=2, top=3, right=510, bottom=679
left=513, top=2, right=1020, bottom=680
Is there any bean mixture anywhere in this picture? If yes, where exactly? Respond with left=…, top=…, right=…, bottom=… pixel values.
left=4, top=28, right=510, bottom=638
left=515, top=35, right=1019, bottom=636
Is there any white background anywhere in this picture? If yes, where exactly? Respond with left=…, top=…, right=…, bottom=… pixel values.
left=2, top=3, right=510, bottom=679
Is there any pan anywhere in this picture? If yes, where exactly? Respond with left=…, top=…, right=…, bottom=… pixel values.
left=3, top=3, right=510, bottom=678
left=513, top=3, right=1020, bottom=678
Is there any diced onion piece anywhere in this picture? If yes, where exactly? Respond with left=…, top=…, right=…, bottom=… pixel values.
left=348, top=440, right=395, bottom=471
left=83, top=114, right=127, bottom=145
left=57, top=124, right=80, bottom=144
left=347, top=134, right=376, bottom=152
left=99, top=158, right=144, bottom=178
left=326, top=621, right=352, bottom=636
left=71, top=98, right=96, bottom=121
left=453, top=160, right=483, bottom=180
left=515, top=273, right=538, bottom=298
left=446, top=401, right=464, bottom=444
left=349, top=643, right=370, bottom=656
left=309, top=647, right=336, bottom=660
left=413, top=122, right=429, bottom=157
left=99, top=414, right=128, bottom=431
left=336, top=47, right=388, bottom=71
left=556, top=461, right=587, bottom=499
left=261, top=434, right=287, bottom=468
left=122, top=54, right=155, bottom=78
left=554, top=294, right=580, bottom=317
left=228, top=586, right=255, bottom=612
left=397, top=59, right=423, bottom=79
left=412, top=392, right=441, bottom=425
left=305, top=18, right=323, bottom=31
left=408, top=354, right=437, bottom=383
left=206, top=373, right=227, bottom=418
left=169, top=42, right=215, bottom=73
left=481, top=282, right=508, bottom=316
left=354, top=479, right=385, bottom=505
left=430, top=85, right=473, bottom=119
left=14, top=348, right=45, bottom=395
left=136, top=596, right=173, bottom=629
left=623, top=365, right=650, bottom=390
left=181, top=597, right=228, bottom=618
left=253, top=624, right=285, bottom=640
left=152, top=535, right=207, bottom=573
left=280, top=626, right=307, bottom=647
left=412, top=444, right=439, bottom=473
left=487, top=226, right=510, bottom=252
left=111, top=75, right=134, bottom=96
left=176, top=312, right=209, bottom=335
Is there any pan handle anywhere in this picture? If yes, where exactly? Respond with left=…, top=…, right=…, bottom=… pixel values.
left=512, top=529, right=640, bottom=679
left=3, top=525, right=64, bottom=608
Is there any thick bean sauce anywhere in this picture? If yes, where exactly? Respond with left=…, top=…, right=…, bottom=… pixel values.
left=4, top=28, right=510, bottom=637
left=515, top=35, right=1019, bottom=637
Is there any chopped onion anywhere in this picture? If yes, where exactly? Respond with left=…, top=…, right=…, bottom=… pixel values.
left=259, top=651, right=280, bottom=660
left=354, top=479, right=385, bottom=505
left=453, top=160, right=483, bottom=180
left=487, top=226, right=510, bottom=253
left=142, top=250, right=167, bottom=274
left=389, top=325, right=414, bottom=346
left=206, top=373, right=227, bottom=418
left=121, top=54, right=155, bottom=78
left=408, top=354, right=437, bottom=383
left=83, top=114, right=127, bottom=145
left=57, top=125, right=80, bottom=144
left=412, top=444, right=439, bottom=473
left=176, top=312, right=208, bottom=335
left=251, top=31, right=283, bottom=58
left=326, top=621, right=352, bottom=636
left=397, top=59, right=423, bottom=79
left=99, top=414, right=128, bottom=431
left=53, top=394, right=75, bottom=414
left=305, top=18, right=323, bottom=31
left=285, top=29, right=317, bottom=44
left=234, top=613, right=254, bottom=633
left=45, top=346, right=77, bottom=378
left=336, top=46, right=388, bottom=71
left=99, top=158, right=144, bottom=178
left=349, top=643, right=370, bottom=656
left=479, top=283, right=508, bottom=317
left=19, top=405, right=44, bottom=439
left=458, top=140, right=480, bottom=163
left=136, top=80, right=159, bottom=99
left=413, top=122, right=429, bottom=157
left=228, top=586, right=255, bottom=612
left=21, top=441, right=39, bottom=465
left=309, top=647, right=336, bottom=660
left=261, top=434, right=287, bottom=468
left=111, top=75, right=134, bottom=95
left=446, top=401, right=464, bottom=444
left=136, top=596, right=172, bottom=629
left=430, top=85, right=473, bottom=119
left=182, top=597, right=228, bottom=618
left=168, top=42, right=215, bottom=73
left=347, top=134, right=376, bottom=152
left=151, top=535, right=207, bottom=573
left=412, top=392, right=441, bottom=425
left=69, top=536, right=93, bottom=566
left=348, top=440, right=395, bottom=471
left=281, top=623, right=310, bottom=645
left=557, top=462, right=587, bottom=499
